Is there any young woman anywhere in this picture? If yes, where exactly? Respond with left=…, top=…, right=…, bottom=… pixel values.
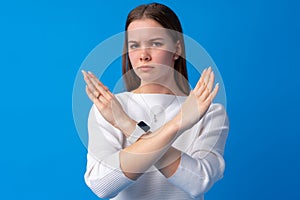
left=82, top=3, right=229, bottom=200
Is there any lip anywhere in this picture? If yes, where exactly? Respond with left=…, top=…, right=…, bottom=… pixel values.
left=137, top=65, right=154, bottom=72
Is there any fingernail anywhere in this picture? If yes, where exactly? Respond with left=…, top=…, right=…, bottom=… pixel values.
left=88, top=71, right=92, bottom=74
left=81, top=70, right=86, bottom=75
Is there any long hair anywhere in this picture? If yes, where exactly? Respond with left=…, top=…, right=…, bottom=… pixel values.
left=122, top=3, right=190, bottom=95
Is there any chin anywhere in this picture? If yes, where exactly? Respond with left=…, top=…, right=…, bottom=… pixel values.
left=142, top=75, right=171, bottom=86
left=139, top=75, right=157, bottom=83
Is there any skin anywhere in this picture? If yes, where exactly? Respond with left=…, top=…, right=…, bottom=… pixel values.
left=82, top=19, right=219, bottom=180
left=127, top=19, right=183, bottom=95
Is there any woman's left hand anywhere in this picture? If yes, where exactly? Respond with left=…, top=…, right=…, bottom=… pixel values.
left=172, top=67, right=219, bottom=131
left=82, top=70, right=135, bottom=136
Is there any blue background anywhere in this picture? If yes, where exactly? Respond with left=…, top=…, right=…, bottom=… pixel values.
left=1, top=0, right=299, bottom=199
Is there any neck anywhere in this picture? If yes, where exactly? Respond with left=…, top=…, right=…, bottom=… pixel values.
left=132, top=68, right=188, bottom=96
left=134, top=80, right=186, bottom=96
left=135, top=83, right=174, bottom=94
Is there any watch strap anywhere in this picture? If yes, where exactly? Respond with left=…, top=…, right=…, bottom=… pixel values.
left=127, top=121, right=150, bottom=144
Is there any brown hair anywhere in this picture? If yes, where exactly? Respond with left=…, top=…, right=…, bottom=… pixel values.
left=122, top=3, right=190, bottom=95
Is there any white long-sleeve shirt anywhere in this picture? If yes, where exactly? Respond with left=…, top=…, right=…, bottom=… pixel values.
left=84, top=92, right=229, bottom=200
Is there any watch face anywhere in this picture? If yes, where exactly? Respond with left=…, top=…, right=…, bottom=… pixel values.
left=138, top=121, right=150, bottom=132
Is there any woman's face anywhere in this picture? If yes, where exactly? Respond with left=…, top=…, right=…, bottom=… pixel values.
left=127, top=18, right=179, bottom=83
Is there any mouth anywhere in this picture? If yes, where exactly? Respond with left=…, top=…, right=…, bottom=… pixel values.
left=137, top=65, right=155, bottom=71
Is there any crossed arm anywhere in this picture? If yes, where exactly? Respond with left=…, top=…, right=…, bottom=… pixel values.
left=82, top=67, right=228, bottom=198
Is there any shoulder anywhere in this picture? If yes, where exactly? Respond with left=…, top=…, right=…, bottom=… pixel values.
left=114, top=91, right=132, bottom=102
left=88, top=104, right=105, bottom=125
left=202, top=103, right=229, bottom=127
left=115, top=91, right=131, bottom=98
left=208, top=103, right=227, bottom=114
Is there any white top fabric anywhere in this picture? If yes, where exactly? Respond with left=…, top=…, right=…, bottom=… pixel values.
left=84, top=92, right=229, bottom=200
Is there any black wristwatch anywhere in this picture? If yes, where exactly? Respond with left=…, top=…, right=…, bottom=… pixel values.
left=127, top=121, right=151, bottom=144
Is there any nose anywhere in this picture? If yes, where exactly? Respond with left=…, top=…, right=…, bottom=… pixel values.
left=139, top=49, right=151, bottom=62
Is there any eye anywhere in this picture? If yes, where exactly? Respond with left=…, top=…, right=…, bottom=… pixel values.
left=152, top=42, right=163, bottom=47
left=129, top=43, right=139, bottom=49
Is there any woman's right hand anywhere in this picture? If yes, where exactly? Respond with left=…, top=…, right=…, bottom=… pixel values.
left=82, top=70, right=135, bottom=136
left=174, top=67, right=219, bottom=131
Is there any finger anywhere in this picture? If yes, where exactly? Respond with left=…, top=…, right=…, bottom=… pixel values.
left=86, top=72, right=115, bottom=106
left=82, top=70, right=99, bottom=97
left=206, top=71, right=215, bottom=92
left=83, top=70, right=111, bottom=107
left=200, top=68, right=208, bottom=81
left=87, top=71, right=109, bottom=91
left=87, top=71, right=111, bottom=100
left=85, top=85, right=96, bottom=101
left=210, top=83, right=219, bottom=101
left=195, top=68, right=207, bottom=90
left=86, top=86, right=110, bottom=112
left=84, top=71, right=109, bottom=100
left=85, top=85, right=101, bottom=105
left=195, top=81, right=206, bottom=97
left=200, top=87, right=210, bottom=102
left=203, top=66, right=212, bottom=84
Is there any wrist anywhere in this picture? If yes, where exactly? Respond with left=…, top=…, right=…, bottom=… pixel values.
left=170, top=114, right=183, bottom=132
left=116, top=117, right=136, bottom=137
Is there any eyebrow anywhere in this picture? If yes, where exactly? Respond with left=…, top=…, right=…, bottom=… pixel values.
left=128, top=37, right=165, bottom=43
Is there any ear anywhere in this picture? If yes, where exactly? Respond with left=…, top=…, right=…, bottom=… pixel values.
left=174, top=40, right=182, bottom=60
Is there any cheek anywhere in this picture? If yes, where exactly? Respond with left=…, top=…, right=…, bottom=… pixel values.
left=155, top=51, right=174, bottom=65
left=128, top=52, right=139, bottom=67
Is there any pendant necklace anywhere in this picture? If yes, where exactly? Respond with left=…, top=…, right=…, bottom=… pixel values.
left=138, top=93, right=177, bottom=124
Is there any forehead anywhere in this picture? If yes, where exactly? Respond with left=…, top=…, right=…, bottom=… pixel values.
left=127, top=19, right=171, bottom=41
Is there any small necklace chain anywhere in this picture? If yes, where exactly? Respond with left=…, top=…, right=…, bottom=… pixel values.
left=138, top=93, right=177, bottom=123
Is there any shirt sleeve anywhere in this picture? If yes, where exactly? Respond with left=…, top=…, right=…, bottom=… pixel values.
left=167, top=103, right=229, bottom=198
left=84, top=105, right=135, bottom=199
